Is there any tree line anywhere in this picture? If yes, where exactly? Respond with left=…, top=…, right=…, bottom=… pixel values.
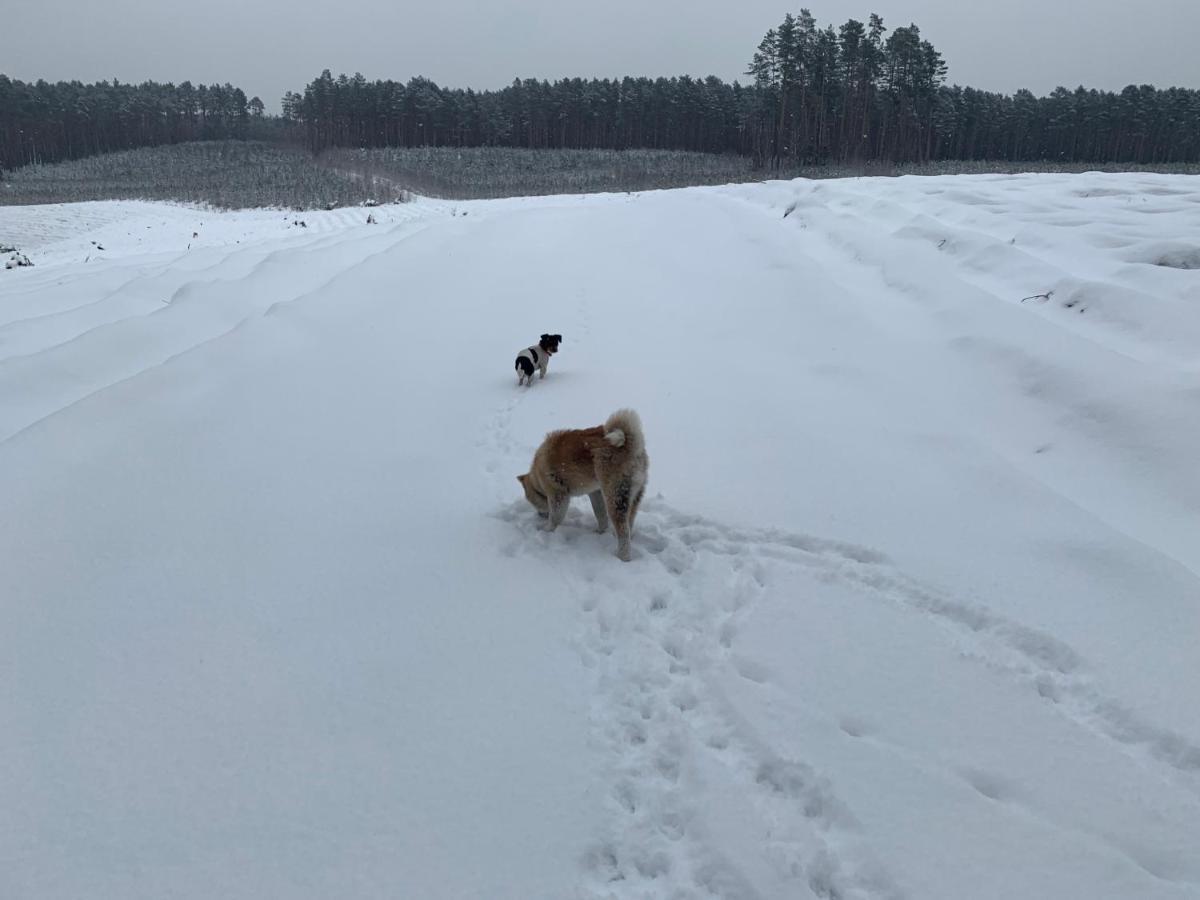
left=284, top=9, right=1200, bottom=166
left=0, top=76, right=265, bottom=170
left=4, top=7, right=1199, bottom=173
left=745, top=12, right=1198, bottom=165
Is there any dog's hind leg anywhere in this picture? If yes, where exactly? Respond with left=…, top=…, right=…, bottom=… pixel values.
left=604, top=487, right=633, bottom=561
left=629, top=485, right=646, bottom=532
left=589, top=491, right=609, bottom=534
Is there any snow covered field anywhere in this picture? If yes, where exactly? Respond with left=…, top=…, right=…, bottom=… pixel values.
left=2, top=173, right=1199, bottom=900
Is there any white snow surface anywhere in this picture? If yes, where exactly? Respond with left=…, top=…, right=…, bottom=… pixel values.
left=2, top=174, right=1199, bottom=900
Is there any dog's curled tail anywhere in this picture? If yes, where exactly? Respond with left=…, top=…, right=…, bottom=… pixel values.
left=603, top=408, right=644, bottom=453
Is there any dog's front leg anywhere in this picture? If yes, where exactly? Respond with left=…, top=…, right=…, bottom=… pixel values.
left=589, top=491, right=609, bottom=533
left=541, top=493, right=569, bottom=531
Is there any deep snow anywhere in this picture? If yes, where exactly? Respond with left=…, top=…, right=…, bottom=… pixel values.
left=2, top=174, right=1199, bottom=900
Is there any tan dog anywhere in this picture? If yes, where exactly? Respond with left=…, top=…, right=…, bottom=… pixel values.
left=518, top=409, right=648, bottom=561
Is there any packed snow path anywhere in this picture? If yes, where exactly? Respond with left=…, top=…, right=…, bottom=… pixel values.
left=2, top=175, right=1199, bottom=900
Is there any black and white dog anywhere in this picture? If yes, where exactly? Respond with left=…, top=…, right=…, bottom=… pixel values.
left=515, top=334, right=562, bottom=386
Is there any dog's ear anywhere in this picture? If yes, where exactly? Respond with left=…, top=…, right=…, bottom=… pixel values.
left=517, top=474, right=527, bottom=484
left=540, top=333, right=550, bottom=342
left=554, top=334, right=562, bottom=342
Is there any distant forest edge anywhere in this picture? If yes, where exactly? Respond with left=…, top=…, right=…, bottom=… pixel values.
left=3, top=7, right=1200, bottom=175
left=0, top=79, right=272, bottom=171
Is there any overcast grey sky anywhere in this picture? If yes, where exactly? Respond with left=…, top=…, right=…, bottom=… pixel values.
left=3, top=0, right=1197, bottom=112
